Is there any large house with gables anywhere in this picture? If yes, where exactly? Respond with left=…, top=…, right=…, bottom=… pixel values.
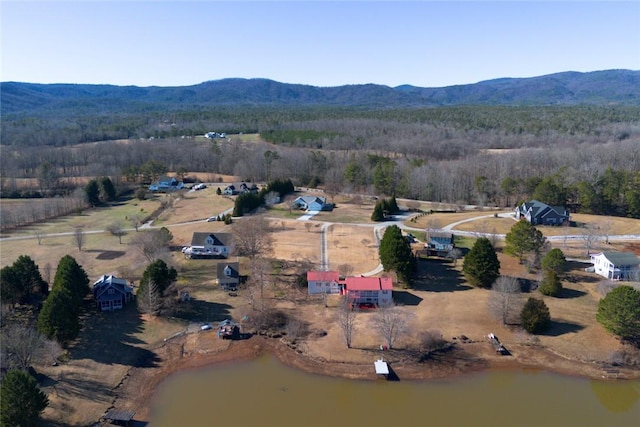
left=223, top=182, right=258, bottom=195
left=293, top=196, right=333, bottom=212
left=343, top=276, right=393, bottom=307
left=184, top=232, right=232, bottom=258
left=307, top=270, right=342, bottom=294
left=148, top=175, right=184, bottom=192
left=590, top=252, right=640, bottom=281
left=92, top=275, right=134, bottom=312
left=514, top=200, right=570, bottom=226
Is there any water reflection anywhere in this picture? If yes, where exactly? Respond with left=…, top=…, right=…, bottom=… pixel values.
left=149, top=355, right=640, bottom=427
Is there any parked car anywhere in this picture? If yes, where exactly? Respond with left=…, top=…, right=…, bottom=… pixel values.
left=200, top=324, right=212, bottom=331
left=207, top=216, right=217, bottom=222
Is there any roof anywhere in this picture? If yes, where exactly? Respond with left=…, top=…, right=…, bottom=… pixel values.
left=374, top=358, right=389, bottom=375
left=217, top=263, right=240, bottom=279
left=345, top=276, right=393, bottom=291
left=520, top=200, right=568, bottom=218
left=93, top=274, right=128, bottom=288
left=307, top=270, right=340, bottom=282
left=102, top=409, right=135, bottom=422
left=597, top=252, right=640, bottom=266
left=191, top=232, right=232, bottom=247
left=429, top=232, right=453, bottom=241
left=295, top=196, right=326, bottom=205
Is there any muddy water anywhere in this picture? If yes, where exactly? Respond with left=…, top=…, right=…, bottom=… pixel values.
left=149, top=355, right=640, bottom=427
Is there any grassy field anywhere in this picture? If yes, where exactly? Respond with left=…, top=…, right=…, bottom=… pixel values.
left=3, top=190, right=640, bottom=425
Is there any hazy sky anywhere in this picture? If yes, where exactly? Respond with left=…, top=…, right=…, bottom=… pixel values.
left=2, top=1, right=639, bottom=88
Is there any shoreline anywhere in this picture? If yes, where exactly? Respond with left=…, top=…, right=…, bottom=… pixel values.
left=112, top=333, right=640, bottom=423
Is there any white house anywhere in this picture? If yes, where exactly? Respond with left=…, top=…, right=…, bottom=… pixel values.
left=185, top=232, right=232, bottom=258
left=590, top=251, right=640, bottom=281
left=307, top=270, right=342, bottom=294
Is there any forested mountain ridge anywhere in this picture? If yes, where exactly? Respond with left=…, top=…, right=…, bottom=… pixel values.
left=2, top=69, right=639, bottom=115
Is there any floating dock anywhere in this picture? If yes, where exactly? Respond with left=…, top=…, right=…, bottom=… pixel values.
left=374, top=358, right=389, bottom=376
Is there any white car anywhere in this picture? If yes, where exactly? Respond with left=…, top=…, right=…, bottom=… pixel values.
left=207, top=216, right=217, bottom=222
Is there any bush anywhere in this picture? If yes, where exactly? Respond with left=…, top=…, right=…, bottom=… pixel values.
left=539, top=270, right=563, bottom=297
left=520, top=297, right=551, bottom=334
left=596, top=285, right=640, bottom=343
left=135, top=188, right=147, bottom=200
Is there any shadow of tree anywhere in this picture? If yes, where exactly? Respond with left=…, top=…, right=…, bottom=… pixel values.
left=541, top=319, right=585, bottom=337
left=413, top=258, right=471, bottom=292
left=171, top=299, right=233, bottom=323
left=392, top=290, right=423, bottom=306
left=559, top=287, right=588, bottom=299
left=86, top=250, right=126, bottom=260
left=71, top=304, right=160, bottom=368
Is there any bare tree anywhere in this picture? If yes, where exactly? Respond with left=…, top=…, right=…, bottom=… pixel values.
left=249, top=258, right=272, bottom=311
left=581, top=224, right=600, bottom=256
left=137, top=280, right=161, bottom=315
left=490, top=276, right=522, bottom=325
left=43, top=262, right=53, bottom=287
left=285, top=317, right=307, bottom=344
left=106, top=221, right=127, bottom=244
left=264, top=191, right=280, bottom=207
left=73, top=226, right=85, bottom=251
left=131, top=229, right=172, bottom=261
left=129, top=214, right=143, bottom=232
left=35, top=232, right=43, bottom=245
left=337, top=295, right=356, bottom=348
left=304, top=222, right=313, bottom=233
left=0, top=324, right=46, bottom=370
left=447, top=248, right=463, bottom=266
left=337, top=263, right=354, bottom=278
left=601, top=220, right=612, bottom=245
left=232, top=216, right=273, bottom=259
left=374, top=303, right=411, bottom=349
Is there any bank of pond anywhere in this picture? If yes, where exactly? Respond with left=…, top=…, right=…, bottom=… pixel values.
left=149, top=355, right=640, bottom=426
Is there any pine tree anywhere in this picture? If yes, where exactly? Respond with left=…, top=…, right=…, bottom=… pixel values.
left=539, top=270, right=563, bottom=297
left=520, top=297, right=551, bottom=334
left=462, top=237, right=500, bottom=288
left=0, top=369, right=49, bottom=427
left=541, top=248, right=567, bottom=276
left=85, top=179, right=101, bottom=206
left=37, top=288, right=81, bottom=345
left=99, top=176, right=116, bottom=202
left=504, top=220, right=547, bottom=262
left=51, top=255, right=89, bottom=306
left=0, top=255, right=48, bottom=304
left=371, top=201, right=384, bottom=221
left=379, top=225, right=414, bottom=283
left=597, top=286, right=640, bottom=343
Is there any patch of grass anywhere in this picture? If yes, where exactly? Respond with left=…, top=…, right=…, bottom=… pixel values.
left=454, top=234, right=476, bottom=250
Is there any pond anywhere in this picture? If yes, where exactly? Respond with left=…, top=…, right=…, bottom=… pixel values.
left=149, top=355, right=640, bottom=427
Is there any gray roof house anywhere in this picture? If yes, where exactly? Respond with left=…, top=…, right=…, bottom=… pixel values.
left=293, top=196, right=333, bottom=212
left=149, top=175, right=184, bottom=192
left=514, top=200, right=570, bottom=226
left=185, top=232, right=232, bottom=258
left=590, top=252, right=640, bottom=281
left=216, top=262, right=240, bottom=290
left=426, top=231, right=454, bottom=252
left=92, top=275, right=134, bottom=312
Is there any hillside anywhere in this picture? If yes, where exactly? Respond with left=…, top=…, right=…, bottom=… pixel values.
left=2, top=69, right=639, bottom=115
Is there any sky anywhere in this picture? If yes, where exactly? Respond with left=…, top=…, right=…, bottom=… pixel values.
left=1, top=1, right=639, bottom=88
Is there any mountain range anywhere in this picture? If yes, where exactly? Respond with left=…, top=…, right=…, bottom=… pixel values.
left=2, top=69, right=639, bottom=115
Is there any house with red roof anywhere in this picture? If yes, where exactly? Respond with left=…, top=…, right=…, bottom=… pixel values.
left=307, top=270, right=342, bottom=294
left=344, top=276, right=393, bottom=307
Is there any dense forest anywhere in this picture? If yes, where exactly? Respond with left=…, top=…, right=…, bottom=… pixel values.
left=1, top=72, right=640, bottom=221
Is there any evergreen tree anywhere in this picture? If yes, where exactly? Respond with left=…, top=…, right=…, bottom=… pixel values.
left=85, top=179, right=100, bottom=206
left=539, top=270, right=563, bottom=297
left=37, top=288, right=81, bottom=345
left=541, top=248, right=567, bottom=276
left=371, top=201, right=384, bottom=221
left=0, top=369, right=49, bottom=427
left=0, top=255, right=48, bottom=304
left=596, top=286, right=640, bottom=343
left=532, top=176, right=566, bottom=206
left=462, top=237, right=500, bottom=288
left=98, top=176, right=116, bottom=202
left=520, top=297, right=551, bottom=334
left=51, top=255, right=89, bottom=306
left=140, top=259, right=177, bottom=295
left=504, top=220, right=547, bottom=262
left=378, top=225, right=414, bottom=283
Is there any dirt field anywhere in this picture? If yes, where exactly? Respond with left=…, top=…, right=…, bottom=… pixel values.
left=3, top=191, right=640, bottom=426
